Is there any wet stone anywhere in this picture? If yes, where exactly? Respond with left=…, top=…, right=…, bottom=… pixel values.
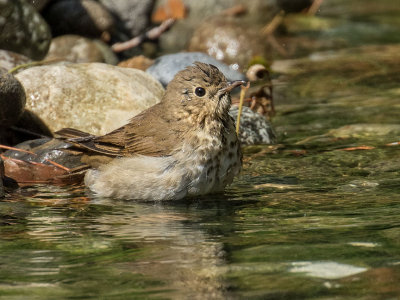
left=4, top=138, right=84, bottom=169
left=230, top=106, right=276, bottom=145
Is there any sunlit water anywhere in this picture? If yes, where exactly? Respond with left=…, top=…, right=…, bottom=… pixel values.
left=2, top=0, right=400, bottom=299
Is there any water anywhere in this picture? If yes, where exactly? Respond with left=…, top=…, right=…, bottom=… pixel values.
left=2, top=0, right=400, bottom=299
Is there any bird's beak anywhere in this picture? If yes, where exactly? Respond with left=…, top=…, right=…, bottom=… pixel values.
left=219, top=80, right=247, bottom=94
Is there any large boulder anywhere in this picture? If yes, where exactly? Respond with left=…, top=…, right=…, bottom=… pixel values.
left=16, top=63, right=164, bottom=135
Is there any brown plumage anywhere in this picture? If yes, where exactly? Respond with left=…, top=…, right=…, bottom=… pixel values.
left=56, top=62, right=244, bottom=200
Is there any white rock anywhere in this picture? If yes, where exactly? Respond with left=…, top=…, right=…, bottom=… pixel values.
left=16, top=63, right=164, bottom=135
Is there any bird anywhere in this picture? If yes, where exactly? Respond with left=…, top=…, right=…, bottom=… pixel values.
left=56, top=62, right=245, bottom=201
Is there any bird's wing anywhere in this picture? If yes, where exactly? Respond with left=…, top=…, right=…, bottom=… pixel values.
left=56, top=104, right=183, bottom=157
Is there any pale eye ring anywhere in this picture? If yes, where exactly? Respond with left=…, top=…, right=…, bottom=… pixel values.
left=195, top=87, right=206, bottom=97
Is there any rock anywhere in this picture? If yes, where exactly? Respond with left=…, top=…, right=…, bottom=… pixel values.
left=43, top=0, right=114, bottom=39
left=0, top=68, right=26, bottom=127
left=15, top=63, right=164, bottom=135
left=26, top=0, right=52, bottom=11
left=0, top=50, right=32, bottom=71
left=45, top=35, right=118, bottom=64
left=0, top=156, right=4, bottom=198
left=230, top=106, right=276, bottom=145
left=188, top=17, right=269, bottom=71
left=0, top=0, right=51, bottom=60
left=146, top=52, right=245, bottom=87
left=118, top=55, right=155, bottom=71
left=277, top=0, right=312, bottom=13
left=99, top=0, right=155, bottom=37
left=156, top=0, right=278, bottom=54
left=4, top=138, right=84, bottom=170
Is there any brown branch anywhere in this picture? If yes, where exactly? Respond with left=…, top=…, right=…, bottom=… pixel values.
left=112, top=18, right=176, bottom=53
left=307, top=0, right=324, bottom=15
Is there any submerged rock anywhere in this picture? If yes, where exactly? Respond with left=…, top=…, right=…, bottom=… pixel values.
left=16, top=63, right=164, bottom=135
left=146, top=52, right=245, bottom=87
left=45, top=35, right=118, bottom=64
left=0, top=0, right=51, bottom=60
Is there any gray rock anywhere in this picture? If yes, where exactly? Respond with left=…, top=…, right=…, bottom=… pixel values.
left=15, top=63, right=164, bottom=135
left=230, top=106, right=276, bottom=145
left=277, top=0, right=312, bottom=13
left=0, top=68, right=26, bottom=127
left=146, top=52, right=245, bottom=87
left=99, top=0, right=155, bottom=37
left=0, top=50, right=32, bottom=71
left=0, top=0, right=51, bottom=60
left=45, top=35, right=118, bottom=64
left=26, top=0, right=53, bottom=11
left=43, top=0, right=114, bottom=39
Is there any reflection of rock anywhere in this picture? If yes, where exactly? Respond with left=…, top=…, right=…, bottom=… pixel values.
left=146, top=52, right=245, bottom=87
left=45, top=35, right=118, bottom=64
left=230, top=106, right=276, bottom=145
left=43, top=0, right=114, bottom=39
left=0, top=0, right=51, bottom=60
left=188, top=17, right=269, bottom=70
left=16, top=63, right=164, bottom=135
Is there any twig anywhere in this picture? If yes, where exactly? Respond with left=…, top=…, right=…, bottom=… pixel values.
left=0, top=144, right=71, bottom=171
left=236, top=82, right=251, bottom=134
left=8, top=58, right=64, bottom=74
left=262, top=10, right=285, bottom=35
left=112, top=18, right=175, bottom=53
left=307, top=0, right=324, bottom=15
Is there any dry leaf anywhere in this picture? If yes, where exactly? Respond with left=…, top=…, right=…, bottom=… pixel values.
left=152, top=0, right=186, bottom=23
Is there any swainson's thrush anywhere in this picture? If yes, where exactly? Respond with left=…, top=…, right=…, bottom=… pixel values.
left=58, top=62, right=244, bottom=200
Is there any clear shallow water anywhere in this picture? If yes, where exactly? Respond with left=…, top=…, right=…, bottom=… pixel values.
left=1, top=144, right=400, bottom=299
left=2, top=0, right=400, bottom=299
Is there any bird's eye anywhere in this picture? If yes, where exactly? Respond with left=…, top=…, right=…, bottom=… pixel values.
left=195, top=87, right=206, bottom=97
